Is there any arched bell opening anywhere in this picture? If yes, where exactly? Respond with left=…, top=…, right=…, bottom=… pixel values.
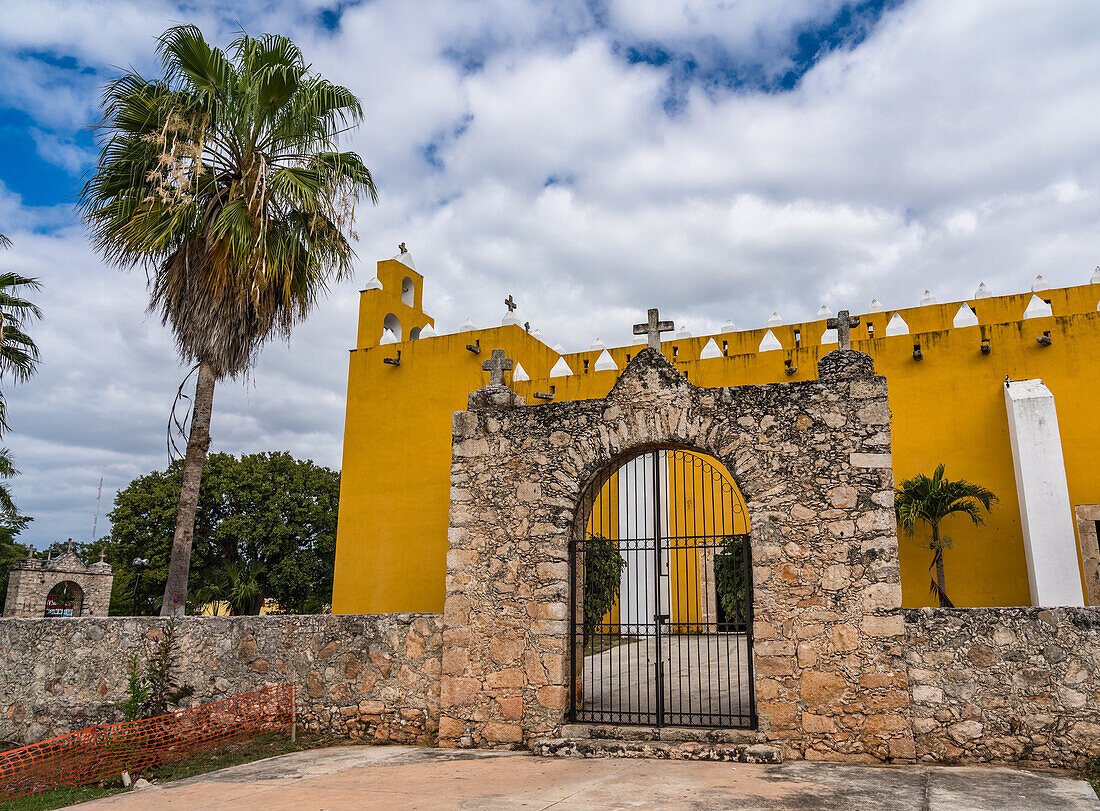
left=569, top=446, right=756, bottom=729
left=383, top=312, right=402, bottom=340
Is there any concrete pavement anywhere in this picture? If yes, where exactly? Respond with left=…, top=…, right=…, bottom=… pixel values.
left=71, top=745, right=1099, bottom=810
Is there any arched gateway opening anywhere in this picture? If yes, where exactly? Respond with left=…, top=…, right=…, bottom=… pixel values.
left=570, top=447, right=756, bottom=729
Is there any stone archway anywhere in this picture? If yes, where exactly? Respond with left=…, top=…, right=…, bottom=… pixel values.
left=571, top=445, right=755, bottom=729
left=439, top=347, right=913, bottom=762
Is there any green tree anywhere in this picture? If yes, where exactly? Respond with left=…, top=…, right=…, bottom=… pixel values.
left=106, top=451, right=339, bottom=615
left=0, top=233, right=43, bottom=436
left=0, top=448, right=33, bottom=608
left=79, top=26, right=376, bottom=615
left=895, top=463, right=997, bottom=608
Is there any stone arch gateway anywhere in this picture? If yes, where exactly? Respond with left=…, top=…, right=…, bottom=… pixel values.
left=440, top=347, right=915, bottom=762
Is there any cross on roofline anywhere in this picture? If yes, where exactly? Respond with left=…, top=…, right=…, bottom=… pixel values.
left=398, top=242, right=407, bottom=254
left=633, top=308, right=674, bottom=351
left=505, top=295, right=517, bottom=313
left=826, top=310, right=860, bottom=351
left=483, top=348, right=514, bottom=386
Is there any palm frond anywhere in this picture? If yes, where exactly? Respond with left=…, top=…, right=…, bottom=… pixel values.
left=80, top=24, right=376, bottom=380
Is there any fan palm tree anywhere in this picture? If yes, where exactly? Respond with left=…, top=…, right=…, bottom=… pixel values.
left=79, top=26, right=377, bottom=615
left=895, top=464, right=997, bottom=608
left=0, top=233, right=43, bottom=435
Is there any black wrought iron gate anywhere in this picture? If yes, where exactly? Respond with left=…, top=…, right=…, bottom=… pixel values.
left=569, top=448, right=756, bottom=729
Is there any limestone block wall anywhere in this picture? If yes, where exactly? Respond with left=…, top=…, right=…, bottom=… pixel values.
left=440, top=348, right=914, bottom=761
left=904, top=607, right=1100, bottom=769
left=0, top=613, right=442, bottom=747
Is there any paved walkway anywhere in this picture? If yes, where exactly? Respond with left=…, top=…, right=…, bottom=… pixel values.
left=581, top=634, right=752, bottom=726
left=71, top=745, right=1098, bottom=810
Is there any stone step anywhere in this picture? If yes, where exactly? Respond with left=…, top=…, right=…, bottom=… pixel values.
left=533, top=735, right=783, bottom=763
left=560, top=723, right=762, bottom=745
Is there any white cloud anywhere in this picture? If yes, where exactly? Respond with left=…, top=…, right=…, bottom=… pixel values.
left=3, top=0, right=1100, bottom=549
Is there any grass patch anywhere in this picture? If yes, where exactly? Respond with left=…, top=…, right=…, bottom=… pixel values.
left=1085, top=755, right=1100, bottom=798
left=4, top=730, right=347, bottom=811
left=584, top=633, right=637, bottom=656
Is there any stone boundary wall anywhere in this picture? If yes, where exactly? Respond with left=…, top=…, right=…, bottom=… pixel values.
left=0, top=613, right=442, bottom=747
left=904, top=607, right=1100, bottom=769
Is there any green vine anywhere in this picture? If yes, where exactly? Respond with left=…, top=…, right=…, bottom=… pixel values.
left=714, top=535, right=750, bottom=626
left=582, top=534, right=626, bottom=650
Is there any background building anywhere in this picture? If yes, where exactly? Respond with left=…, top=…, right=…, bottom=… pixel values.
left=333, top=252, right=1100, bottom=613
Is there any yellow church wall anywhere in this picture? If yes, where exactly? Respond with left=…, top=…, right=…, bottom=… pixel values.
left=333, top=273, right=1100, bottom=614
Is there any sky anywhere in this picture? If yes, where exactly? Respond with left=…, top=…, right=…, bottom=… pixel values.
left=1, top=0, right=1099, bottom=549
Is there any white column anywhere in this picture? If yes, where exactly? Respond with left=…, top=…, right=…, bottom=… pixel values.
left=1003, top=380, right=1085, bottom=606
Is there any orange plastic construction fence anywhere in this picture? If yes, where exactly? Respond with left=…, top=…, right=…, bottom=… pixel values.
left=0, top=683, right=296, bottom=801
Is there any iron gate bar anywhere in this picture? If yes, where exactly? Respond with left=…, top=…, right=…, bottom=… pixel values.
left=570, top=448, right=757, bottom=729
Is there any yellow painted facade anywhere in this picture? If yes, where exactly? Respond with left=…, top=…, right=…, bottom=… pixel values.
left=333, top=257, right=1100, bottom=613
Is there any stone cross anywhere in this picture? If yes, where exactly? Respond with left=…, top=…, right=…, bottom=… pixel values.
left=826, top=310, right=861, bottom=351
left=399, top=242, right=407, bottom=254
left=633, top=308, right=674, bottom=351
left=482, top=349, right=514, bottom=386
left=505, top=295, right=517, bottom=313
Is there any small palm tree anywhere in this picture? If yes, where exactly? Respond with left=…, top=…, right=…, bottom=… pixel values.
left=79, top=26, right=376, bottom=615
left=895, top=464, right=997, bottom=608
left=192, top=560, right=265, bottom=615
left=0, top=233, right=43, bottom=435
left=0, top=447, right=31, bottom=540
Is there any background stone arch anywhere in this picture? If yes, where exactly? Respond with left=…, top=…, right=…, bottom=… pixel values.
left=440, top=348, right=913, bottom=762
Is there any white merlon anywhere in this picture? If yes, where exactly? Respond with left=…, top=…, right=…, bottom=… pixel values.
left=364, top=276, right=383, bottom=291
left=952, top=303, right=979, bottom=328
left=549, top=356, right=573, bottom=377
left=590, top=337, right=606, bottom=351
left=531, top=328, right=546, bottom=343
left=699, top=338, right=723, bottom=359
left=974, top=281, right=992, bottom=298
left=676, top=326, right=692, bottom=339
left=392, top=251, right=415, bottom=270
left=1003, top=380, right=1085, bottom=607
left=721, top=319, right=737, bottom=333
left=817, top=304, right=831, bottom=318
left=379, top=328, right=398, bottom=345
left=758, top=330, right=782, bottom=352
left=920, top=289, right=937, bottom=306
left=418, top=323, right=438, bottom=338
left=552, top=342, right=567, bottom=354
left=512, top=362, right=529, bottom=382
left=502, top=311, right=520, bottom=326
left=767, top=312, right=783, bottom=326
left=820, top=327, right=838, bottom=345
left=594, top=350, right=617, bottom=371
left=1091, top=266, right=1100, bottom=284
left=459, top=317, right=476, bottom=332
left=1032, top=274, right=1050, bottom=292
left=869, top=298, right=884, bottom=313
left=885, top=313, right=910, bottom=336
left=1023, top=295, right=1053, bottom=319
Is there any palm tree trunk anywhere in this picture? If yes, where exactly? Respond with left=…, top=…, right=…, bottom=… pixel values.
left=932, top=523, right=953, bottom=608
left=160, top=361, right=216, bottom=616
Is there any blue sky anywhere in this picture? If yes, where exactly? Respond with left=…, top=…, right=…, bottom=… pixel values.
left=1, top=0, right=1099, bottom=549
